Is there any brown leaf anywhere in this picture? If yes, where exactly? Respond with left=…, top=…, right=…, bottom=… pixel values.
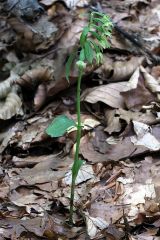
left=7, top=18, right=41, bottom=52
left=104, top=109, right=122, bottom=134
left=121, top=73, right=155, bottom=110
left=16, top=68, right=53, bottom=90
left=80, top=133, right=148, bottom=162
left=101, top=56, right=144, bottom=82
left=82, top=82, right=127, bottom=108
left=89, top=202, right=123, bottom=224
left=0, top=72, right=18, bottom=99
left=34, top=84, right=47, bottom=111
left=0, top=87, right=23, bottom=120
left=10, top=156, right=73, bottom=187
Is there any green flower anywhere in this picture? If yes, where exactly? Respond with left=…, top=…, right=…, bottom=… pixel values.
left=76, top=60, right=86, bottom=70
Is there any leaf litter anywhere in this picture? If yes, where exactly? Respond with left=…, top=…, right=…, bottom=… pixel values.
left=0, top=0, right=160, bottom=239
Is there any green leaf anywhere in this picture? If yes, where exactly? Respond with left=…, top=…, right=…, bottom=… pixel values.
left=80, top=26, right=90, bottom=47
left=89, top=30, right=102, bottom=41
left=79, top=49, right=85, bottom=61
left=92, top=17, right=106, bottom=25
left=103, top=31, right=112, bottom=37
left=72, top=159, right=84, bottom=182
left=90, top=23, right=104, bottom=33
left=46, top=115, right=76, bottom=137
left=84, top=41, right=94, bottom=64
left=89, top=40, right=100, bottom=55
left=65, top=49, right=77, bottom=82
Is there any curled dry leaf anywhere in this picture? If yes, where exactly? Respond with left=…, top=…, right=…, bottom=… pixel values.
left=34, top=84, right=47, bottom=111
left=84, top=212, right=109, bottom=239
left=64, top=0, right=89, bottom=8
left=140, top=66, right=160, bottom=100
left=81, top=82, right=127, bottom=108
left=121, top=67, right=155, bottom=110
left=104, top=109, right=122, bottom=134
left=41, top=0, right=89, bottom=8
left=6, top=0, right=44, bottom=20
left=16, top=67, right=53, bottom=89
left=63, top=163, right=94, bottom=185
left=101, top=56, right=144, bottom=82
left=0, top=87, right=22, bottom=120
left=131, top=121, right=160, bottom=151
left=0, top=71, right=18, bottom=99
left=151, top=66, right=160, bottom=81
left=104, top=108, right=156, bottom=134
left=7, top=18, right=42, bottom=52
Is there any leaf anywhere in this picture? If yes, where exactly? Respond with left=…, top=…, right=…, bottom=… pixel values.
left=92, top=17, right=106, bottom=25
left=72, top=159, right=84, bottom=182
left=0, top=89, right=23, bottom=120
left=65, top=49, right=77, bottom=82
left=64, top=162, right=94, bottom=185
left=89, top=40, right=100, bottom=54
left=81, top=82, right=128, bottom=108
left=84, top=41, right=94, bottom=64
left=131, top=121, right=160, bottom=151
left=46, top=115, right=76, bottom=137
left=90, top=23, right=103, bottom=32
left=89, top=30, right=102, bottom=42
left=0, top=74, right=16, bottom=99
left=79, top=49, right=85, bottom=61
left=80, top=26, right=90, bottom=47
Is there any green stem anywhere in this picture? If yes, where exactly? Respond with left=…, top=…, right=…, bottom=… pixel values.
left=69, top=67, right=83, bottom=224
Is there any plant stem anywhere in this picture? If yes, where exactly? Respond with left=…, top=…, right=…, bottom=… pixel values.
left=69, top=67, right=83, bottom=224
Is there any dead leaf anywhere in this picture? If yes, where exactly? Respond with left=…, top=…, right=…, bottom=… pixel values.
left=0, top=87, right=23, bottom=120
left=101, top=56, right=144, bottom=82
left=104, top=109, right=122, bottom=134
left=16, top=67, right=53, bottom=90
left=121, top=70, right=155, bottom=110
left=63, top=162, right=94, bottom=185
left=82, top=82, right=127, bottom=108
left=131, top=121, right=160, bottom=151
left=84, top=211, right=109, bottom=239
left=0, top=71, right=18, bottom=99
left=34, top=84, right=47, bottom=111
left=140, top=66, right=160, bottom=100
left=80, top=133, right=148, bottom=162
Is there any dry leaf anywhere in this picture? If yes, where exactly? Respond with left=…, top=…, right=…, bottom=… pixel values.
left=131, top=121, right=160, bottom=151
left=34, top=84, right=47, bottom=111
left=16, top=67, right=53, bottom=89
left=80, top=133, right=148, bottom=162
left=0, top=88, right=23, bottom=120
left=63, top=163, right=94, bottom=185
left=64, top=0, right=89, bottom=8
left=82, top=82, right=127, bottom=108
left=104, top=109, right=122, bottom=134
left=121, top=69, right=155, bottom=110
left=140, top=66, right=160, bottom=100
left=0, top=72, right=18, bottom=99
left=85, top=212, right=109, bottom=239
left=101, top=56, right=144, bottom=82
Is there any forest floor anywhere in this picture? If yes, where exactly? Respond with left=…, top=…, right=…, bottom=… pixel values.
left=0, top=0, right=160, bottom=239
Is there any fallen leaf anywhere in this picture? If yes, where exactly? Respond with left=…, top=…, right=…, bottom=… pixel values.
left=63, top=162, right=94, bottom=185
left=82, top=82, right=127, bottom=108
left=121, top=70, right=155, bottom=110
left=131, top=121, right=160, bottom=151
left=84, top=211, right=109, bottom=239
left=101, top=56, right=144, bottom=82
